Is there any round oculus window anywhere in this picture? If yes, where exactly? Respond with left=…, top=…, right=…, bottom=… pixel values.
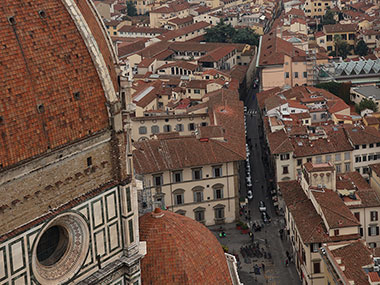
left=32, top=212, right=89, bottom=284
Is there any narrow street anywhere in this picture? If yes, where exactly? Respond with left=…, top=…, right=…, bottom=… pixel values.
left=237, top=87, right=301, bottom=284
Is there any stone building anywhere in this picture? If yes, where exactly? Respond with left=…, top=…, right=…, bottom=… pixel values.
left=0, top=0, right=144, bottom=284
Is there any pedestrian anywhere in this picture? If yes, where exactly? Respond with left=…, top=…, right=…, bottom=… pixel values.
left=285, top=258, right=289, bottom=267
left=261, top=263, right=265, bottom=273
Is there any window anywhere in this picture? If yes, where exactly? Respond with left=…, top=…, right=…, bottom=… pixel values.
left=344, top=152, right=350, bottom=160
left=297, top=159, right=302, bottom=166
left=126, top=187, right=132, bottom=212
left=311, top=243, right=321, bottom=253
left=173, top=171, right=183, bottom=183
left=201, top=122, right=208, bottom=127
left=174, top=189, right=185, bottom=205
left=345, top=163, right=350, bottom=172
left=139, top=126, right=147, bottom=135
left=188, top=123, right=195, bottom=131
left=354, top=212, right=360, bottom=221
left=128, top=219, right=134, bottom=243
left=283, top=166, right=289, bottom=174
left=325, top=155, right=331, bottom=162
left=213, top=165, right=222, bottom=177
left=355, top=156, right=361, bottom=163
left=362, top=144, right=367, bottom=149
left=313, top=262, right=321, bottom=274
left=294, top=72, right=299, bottom=78
left=370, top=242, right=377, bottom=248
left=355, top=145, right=359, bottom=150
left=214, top=205, right=225, bottom=220
left=194, top=207, right=205, bottom=222
left=363, top=155, right=367, bottom=162
left=303, top=72, right=308, bottom=78
left=307, top=158, right=312, bottom=163
left=214, top=187, right=223, bottom=199
left=285, top=72, right=290, bottom=78
left=176, top=124, right=184, bottom=131
left=370, top=143, right=374, bottom=148
left=369, top=154, right=375, bottom=161
left=151, top=125, right=159, bottom=134
left=327, top=46, right=332, bottom=51
left=363, top=167, right=369, bottom=174
left=327, top=35, right=333, bottom=41
left=316, top=156, right=322, bottom=163
left=371, top=211, right=378, bottom=221
left=335, top=153, right=341, bottom=161
left=153, top=174, right=163, bottom=186
left=87, top=156, right=92, bottom=167
left=280, top=153, right=290, bottom=160
left=192, top=168, right=202, bottom=180
left=377, top=143, right=380, bottom=147
left=334, top=229, right=339, bottom=236
left=163, top=125, right=171, bottom=132
left=369, top=226, right=379, bottom=236
left=194, top=89, right=201, bottom=94
left=336, top=164, right=341, bottom=173
left=193, top=190, right=203, bottom=202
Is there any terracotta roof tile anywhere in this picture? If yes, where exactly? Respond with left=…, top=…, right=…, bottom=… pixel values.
left=0, top=0, right=114, bottom=169
left=139, top=209, right=232, bottom=284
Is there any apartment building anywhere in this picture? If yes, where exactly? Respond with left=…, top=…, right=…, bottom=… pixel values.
left=133, top=136, right=242, bottom=225
left=268, top=127, right=353, bottom=182
left=257, top=33, right=309, bottom=90
left=149, top=2, right=191, bottom=28
left=279, top=162, right=380, bottom=284
left=343, top=124, right=380, bottom=178
left=279, top=170, right=360, bottom=285
left=131, top=111, right=210, bottom=140
left=303, top=0, right=332, bottom=17
left=323, top=23, right=357, bottom=53
left=320, top=240, right=375, bottom=285
left=351, top=85, right=380, bottom=107
left=133, top=89, right=245, bottom=225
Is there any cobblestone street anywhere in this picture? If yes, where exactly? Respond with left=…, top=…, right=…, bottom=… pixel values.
left=209, top=221, right=300, bottom=285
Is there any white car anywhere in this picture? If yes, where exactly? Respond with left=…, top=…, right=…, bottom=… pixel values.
left=247, top=190, right=253, bottom=200
left=259, top=201, right=266, bottom=212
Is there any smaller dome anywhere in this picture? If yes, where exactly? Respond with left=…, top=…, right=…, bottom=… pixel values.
left=139, top=209, right=232, bottom=284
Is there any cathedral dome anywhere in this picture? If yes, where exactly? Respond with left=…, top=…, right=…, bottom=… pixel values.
left=139, top=208, right=233, bottom=284
left=0, top=0, right=118, bottom=169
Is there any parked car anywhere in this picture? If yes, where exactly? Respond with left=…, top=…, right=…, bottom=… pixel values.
left=247, top=190, right=253, bottom=200
left=258, top=201, right=266, bottom=212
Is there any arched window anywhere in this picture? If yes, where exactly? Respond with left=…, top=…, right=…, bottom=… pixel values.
left=212, top=183, right=224, bottom=199
left=192, top=186, right=204, bottom=202
left=173, top=189, right=185, bottom=205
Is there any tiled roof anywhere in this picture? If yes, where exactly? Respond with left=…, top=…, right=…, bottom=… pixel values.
left=267, top=129, right=293, bottom=154
left=312, top=188, right=360, bottom=229
left=291, top=127, right=353, bottom=157
left=168, top=15, right=194, bottom=25
left=133, top=136, right=242, bottom=174
left=159, top=61, right=198, bottom=71
left=157, top=22, right=210, bottom=41
left=118, top=26, right=167, bottom=34
left=259, top=33, right=306, bottom=66
left=304, top=162, right=334, bottom=172
left=330, top=240, right=373, bottom=285
left=324, top=23, right=357, bottom=34
left=343, top=125, right=380, bottom=145
left=186, top=79, right=208, bottom=89
left=139, top=209, right=232, bottom=285
left=199, top=46, right=236, bottom=62
left=279, top=181, right=360, bottom=243
left=151, top=1, right=190, bottom=13
left=0, top=0, right=116, bottom=169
